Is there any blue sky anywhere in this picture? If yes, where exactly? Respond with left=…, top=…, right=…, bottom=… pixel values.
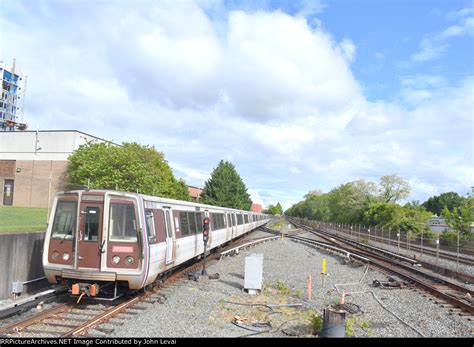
left=1, top=0, right=473, bottom=209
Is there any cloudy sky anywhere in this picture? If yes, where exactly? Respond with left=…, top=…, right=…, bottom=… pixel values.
left=1, top=0, right=472, bottom=209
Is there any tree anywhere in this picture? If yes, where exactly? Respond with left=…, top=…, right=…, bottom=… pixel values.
left=199, top=160, right=252, bottom=210
left=264, top=202, right=283, bottom=215
left=327, top=181, right=374, bottom=224
left=363, top=202, right=431, bottom=235
left=304, top=189, right=324, bottom=199
left=379, top=174, right=410, bottom=203
left=442, top=197, right=474, bottom=235
left=352, top=179, right=378, bottom=202
left=67, top=141, right=190, bottom=201
left=422, top=192, right=464, bottom=216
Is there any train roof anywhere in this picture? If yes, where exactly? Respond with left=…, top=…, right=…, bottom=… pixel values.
left=56, top=189, right=266, bottom=215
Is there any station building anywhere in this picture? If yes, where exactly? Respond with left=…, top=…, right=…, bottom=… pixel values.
left=0, top=130, right=114, bottom=208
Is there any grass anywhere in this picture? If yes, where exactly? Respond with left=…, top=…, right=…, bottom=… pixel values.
left=0, top=206, right=48, bottom=233
left=345, top=316, right=372, bottom=337
left=275, top=281, right=291, bottom=295
left=268, top=217, right=286, bottom=231
left=310, top=313, right=323, bottom=334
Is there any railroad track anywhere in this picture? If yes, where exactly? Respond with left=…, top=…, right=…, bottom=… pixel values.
left=288, top=218, right=474, bottom=317
left=0, top=226, right=274, bottom=338
left=380, top=241, right=474, bottom=266
left=306, top=223, right=474, bottom=265
left=319, top=226, right=474, bottom=284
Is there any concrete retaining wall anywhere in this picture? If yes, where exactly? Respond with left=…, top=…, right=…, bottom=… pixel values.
left=0, top=232, right=46, bottom=300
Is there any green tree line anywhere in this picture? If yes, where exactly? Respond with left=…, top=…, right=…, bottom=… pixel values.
left=285, top=174, right=473, bottom=238
left=68, top=145, right=254, bottom=210
left=263, top=202, right=283, bottom=215
left=67, top=141, right=190, bottom=200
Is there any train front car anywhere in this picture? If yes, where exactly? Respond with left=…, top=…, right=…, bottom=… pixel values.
left=42, top=190, right=148, bottom=300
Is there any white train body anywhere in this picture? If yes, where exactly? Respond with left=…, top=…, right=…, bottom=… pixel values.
left=42, top=190, right=269, bottom=296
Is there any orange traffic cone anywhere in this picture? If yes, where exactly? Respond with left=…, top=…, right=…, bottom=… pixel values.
left=339, top=289, right=346, bottom=305
left=307, top=274, right=312, bottom=301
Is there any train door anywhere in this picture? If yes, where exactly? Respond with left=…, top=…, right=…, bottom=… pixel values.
left=163, top=208, right=175, bottom=264
left=232, top=213, right=237, bottom=237
left=225, top=212, right=231, bottom=240
left=77, top=201, right=103, bottom=269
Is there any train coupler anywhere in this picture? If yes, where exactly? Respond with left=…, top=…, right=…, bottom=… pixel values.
left=71, top=283, right=100, bottom=303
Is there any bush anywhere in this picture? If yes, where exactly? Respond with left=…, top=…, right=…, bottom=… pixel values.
left=311, top=314, right=323, bottom=335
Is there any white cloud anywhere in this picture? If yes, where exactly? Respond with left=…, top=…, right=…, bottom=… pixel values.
left=412, top=7, right=473, bottom=61
left=170, top=162, right=210, bottom=183
left=297, top=0, right=327, bottom=18
left=1, top=1, right=471, bottom=210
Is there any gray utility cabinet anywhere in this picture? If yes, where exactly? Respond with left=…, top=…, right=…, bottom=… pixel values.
left=244, top=253, right=263, bottom=294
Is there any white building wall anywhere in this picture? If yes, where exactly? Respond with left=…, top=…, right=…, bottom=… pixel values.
left=0, top=130, right=116, bottom=160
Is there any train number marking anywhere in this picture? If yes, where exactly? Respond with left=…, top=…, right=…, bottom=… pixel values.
left=112, top=246, right=134, bottom=253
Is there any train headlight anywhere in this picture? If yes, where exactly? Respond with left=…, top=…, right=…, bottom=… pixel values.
left=52, top=251, right=59, bottom=260
left=62, top=253, right=70, bottom=261
left=125, top=256, right=134, bottom=265
left=112, top=255, right=121, bottom=264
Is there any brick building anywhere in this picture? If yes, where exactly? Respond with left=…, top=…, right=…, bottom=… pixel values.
left=187, top=185, right=203, bottom=202
left=0, top=130, right=114, bottom=208
left=251, top=203, right=263, bottom=213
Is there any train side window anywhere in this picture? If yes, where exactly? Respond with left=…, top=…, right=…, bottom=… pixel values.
left=227, top=214, right=231, bottom=227
left=109, top=203, right=137, bottom=242
left=220, top=214, right=225, bottom=229
left=180, top=212, right=189, bottom=236
left=196, top=212, right=203, bottom=233
left=210, top=213, right=215, bottom=231
left=145, top=209, right=157, bottom=243
left=188, top=212, right=197, bottom=233
left=52, top=201, right=77, bottom=239
left=236, top=214, right=243, bottom=225
left=84, top=207, right=100, bottom=241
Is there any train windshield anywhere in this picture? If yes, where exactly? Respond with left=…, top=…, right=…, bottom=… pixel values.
left=51, top=200, right=77, bottom=239
left=109, top=203, right=137, bottom=241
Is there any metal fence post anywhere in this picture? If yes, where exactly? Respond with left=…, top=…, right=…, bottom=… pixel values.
left=457, top=231, right=460, bottom=273
left=436, top=235, right=440, bottom=268
left=420, top=228, right=423, bottom=258
left=388, top=227, right=391, bottom=247
left=397, top=230, right=400, bottom=254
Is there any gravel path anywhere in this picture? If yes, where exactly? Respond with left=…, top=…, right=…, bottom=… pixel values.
left=109, top=234, right=473, bottom=338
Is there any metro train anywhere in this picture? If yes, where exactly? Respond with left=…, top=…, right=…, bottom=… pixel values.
left=42, top=189, right=270, bottom=300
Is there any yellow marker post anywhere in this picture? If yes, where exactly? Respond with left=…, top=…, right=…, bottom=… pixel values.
left=321, top=257, right=327, bottom=287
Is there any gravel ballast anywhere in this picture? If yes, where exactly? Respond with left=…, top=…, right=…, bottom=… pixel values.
left=109, top=234, right=473, bottom=338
